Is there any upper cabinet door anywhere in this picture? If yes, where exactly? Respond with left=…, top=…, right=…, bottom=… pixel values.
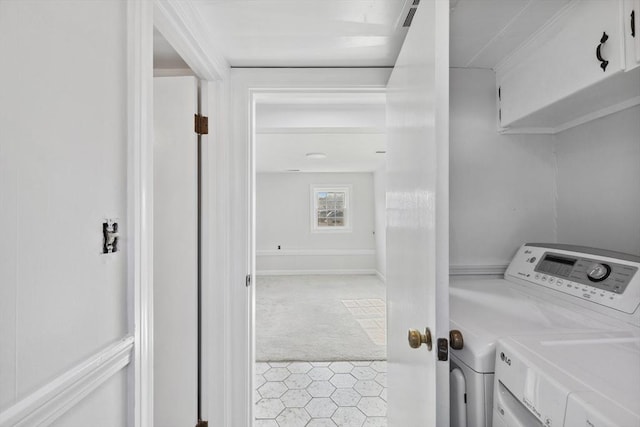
left=624, top=0, right=640, bottom=70
left=385, top=1, right=450, bottom=426
left=497, top=0, right=627, bottom=128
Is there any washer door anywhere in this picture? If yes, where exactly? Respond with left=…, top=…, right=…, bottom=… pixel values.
left=450, top=367, right=467, bottom=427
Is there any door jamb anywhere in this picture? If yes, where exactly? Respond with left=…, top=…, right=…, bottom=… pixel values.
left=127, top=1, right=154, bottom=426
left=128, top=1, right=229, bottom=426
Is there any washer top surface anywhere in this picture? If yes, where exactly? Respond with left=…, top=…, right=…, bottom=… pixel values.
left=449, top=277, right=628, bottom=373
left=497, top=330, right=640, bottom=426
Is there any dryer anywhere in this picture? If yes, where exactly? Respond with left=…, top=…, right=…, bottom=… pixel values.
left=493, top=330, right=640, bottom=427
left=449, top=243, right=640, bottom=427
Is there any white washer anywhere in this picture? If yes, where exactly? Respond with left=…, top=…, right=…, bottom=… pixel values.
left=493, top=330, right=640, bottom=427
left=449, top=243, right=640, bottom=427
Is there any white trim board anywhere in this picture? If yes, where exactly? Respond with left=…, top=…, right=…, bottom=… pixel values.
left=127, top=1, right=154, bottom=426
left=154, top=0, right=229, bottom=81
left=256, top=269, right=377, bottom=276
left=255, top=126, right=385, bottom=135
left=257, top=249, right=375, bottom=257
left=449, top=264, right=508, bottom=277
left=0, top=336, right=134, bottom=427
left=499, top=96, right=640, bottom=134
left=257, top=265, right=508, bottom=278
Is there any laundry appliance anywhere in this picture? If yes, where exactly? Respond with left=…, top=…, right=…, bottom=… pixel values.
left=493, top=330, right=640, bottom=427
left=449, top=243, right=640, bottom=427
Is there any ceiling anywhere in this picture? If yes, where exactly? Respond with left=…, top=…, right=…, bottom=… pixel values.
left=255, top=92, right=386, bottom=173
left=154, top=0, right=572, bottom=172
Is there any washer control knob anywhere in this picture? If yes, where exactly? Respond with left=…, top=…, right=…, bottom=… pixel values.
left=587, top=262, right=611, bottom=282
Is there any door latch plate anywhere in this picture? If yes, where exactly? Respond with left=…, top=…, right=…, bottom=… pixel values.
left=437, top=338, right=448, bottom=361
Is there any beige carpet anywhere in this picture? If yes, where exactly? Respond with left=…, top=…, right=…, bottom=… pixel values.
left=256, top=275, right=387, bottom=361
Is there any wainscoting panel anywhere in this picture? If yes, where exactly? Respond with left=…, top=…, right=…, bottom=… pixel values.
left=0, top=336, right=133, bottom=427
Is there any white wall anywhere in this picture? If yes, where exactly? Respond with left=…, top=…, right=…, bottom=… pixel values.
left=51, top=370, right=128, bottom=427
left=256, top=172, right=376, bottom=274
left=449, top=68, right=640, bottom=267
left=0, top=1, right=129, bottom=423
left=554, top=105, right=640, bottom=255
left=373, top=165, right=387, bottom=280
left=449, top=68, right=557, bottom=268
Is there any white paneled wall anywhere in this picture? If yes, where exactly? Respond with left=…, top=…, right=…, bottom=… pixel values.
left=555, top=105, right=640, bottom=255
left=50, top=370, right=128, bottom=427
left=449, top=68, right=557, bottom=268
left=256, top=172, right=376, bottom=274
left=449, top=68, right=640, bottom=268
left=0, top=1, right=130, bottom=424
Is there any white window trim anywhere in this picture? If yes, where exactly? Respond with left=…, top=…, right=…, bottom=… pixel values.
left=310, top=184, right=353, bottom=233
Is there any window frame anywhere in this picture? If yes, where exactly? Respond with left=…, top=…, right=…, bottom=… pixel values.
left=310, top=185, right=352, bottom=233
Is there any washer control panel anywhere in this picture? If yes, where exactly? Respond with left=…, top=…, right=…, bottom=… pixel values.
left=506, top=244, right=640, bottom=314
left=534, top=253, right=635, bottom=294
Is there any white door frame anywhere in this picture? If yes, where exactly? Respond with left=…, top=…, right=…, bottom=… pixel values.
left=127, top=1, right=229, bottom=426
left=127, top=2, right=154, bottom=426
left=133, top=7, right=392, bottom=427
left=229, top=68, right=391, bottom=426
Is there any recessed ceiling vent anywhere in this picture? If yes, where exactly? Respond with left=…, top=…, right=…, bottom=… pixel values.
left=403, top=7, right=417, bottom=27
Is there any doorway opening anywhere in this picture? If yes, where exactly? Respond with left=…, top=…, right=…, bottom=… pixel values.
left=252, top=90, right=389, bottom=425
left=152, top=27, right=206, bottom=427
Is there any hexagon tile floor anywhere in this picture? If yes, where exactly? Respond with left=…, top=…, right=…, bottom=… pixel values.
left=255, top=360, right=387, bottom=427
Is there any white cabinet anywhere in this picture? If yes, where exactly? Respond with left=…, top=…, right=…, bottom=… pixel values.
left=624, top=0, right=640, bottom=70
left=496, top=0, right=640, bottom=132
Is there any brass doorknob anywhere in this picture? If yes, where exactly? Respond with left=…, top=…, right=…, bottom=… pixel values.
left=450, top=330, right=464, bottom=350
left=408, top=327, right=432, bottom=350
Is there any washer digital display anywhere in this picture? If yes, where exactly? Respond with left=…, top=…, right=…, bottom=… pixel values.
left=535, top=254, right=577, bottom=277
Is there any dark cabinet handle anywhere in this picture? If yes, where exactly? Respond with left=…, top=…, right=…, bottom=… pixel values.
left=596, top=32, right=609, bottom=72
left=632, top=10, right=636, bottom=38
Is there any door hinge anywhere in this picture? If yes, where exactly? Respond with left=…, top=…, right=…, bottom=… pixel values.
left=194, top=114, right=209, bottom=135
left=246, top=274, right=252, bottom=287
left=403, top=7, right=417, bottom=27
left=196, top=420, right=208, bottom=427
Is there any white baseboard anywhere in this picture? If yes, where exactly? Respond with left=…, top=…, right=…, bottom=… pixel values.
left=257, top=266, right=505, bottom=278
left=257, top=266, right=506, bottom=278
left=0, top=335, right=134, bottom=427
left=257, top=249, right=375, bottom=257
left=449, top=264, right=508, bottom=277
left=256, top=269, right=377, bottom=276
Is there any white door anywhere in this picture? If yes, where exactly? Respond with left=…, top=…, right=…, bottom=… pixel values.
left=386, top=1, right=450, bottom=426
left=154, top=76, right=199, bottom=426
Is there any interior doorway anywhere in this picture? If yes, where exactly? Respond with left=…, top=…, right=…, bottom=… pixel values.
left=252, top=90, right=389, bottom=425
left=152, top=28, right=206, bottom=427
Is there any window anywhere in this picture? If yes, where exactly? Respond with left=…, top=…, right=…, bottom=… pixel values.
left=311, top=185, right=351, bottom=232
